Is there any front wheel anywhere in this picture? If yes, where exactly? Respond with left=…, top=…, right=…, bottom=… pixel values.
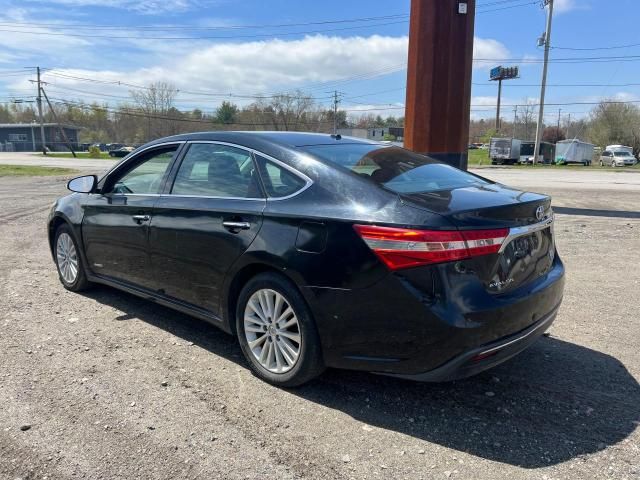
left=236, top=272, right=324, bottom=387
left=54, top=224, right=91, bottom=291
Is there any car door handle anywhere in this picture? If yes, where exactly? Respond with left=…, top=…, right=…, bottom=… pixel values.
left=222, top=220, right=251, bottom=231
left=132, top=214, right=150, bottom=223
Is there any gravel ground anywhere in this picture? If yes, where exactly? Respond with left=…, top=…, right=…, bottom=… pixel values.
left=1, top=171, right=639, bottom=480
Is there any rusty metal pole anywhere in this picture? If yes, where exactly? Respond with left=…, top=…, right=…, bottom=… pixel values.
left=404, top=0, right=476, bottom=170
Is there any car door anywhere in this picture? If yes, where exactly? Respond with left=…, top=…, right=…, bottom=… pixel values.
left=81, top=143, right=182, bottom=289
left=149, top=142, right=266, bottom=315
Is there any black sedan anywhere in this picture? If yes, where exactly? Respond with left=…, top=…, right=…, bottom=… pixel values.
left=108, top=146, right=135, bottom=157
left=48, top=132, right=564, bottom=387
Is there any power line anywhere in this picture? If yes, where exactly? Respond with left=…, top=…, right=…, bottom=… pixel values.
left=41, top=71, right=333, bottom=100
left=473, top=81, right=640, bottom=87
left=48, top=97, right=338, bottom=127
left=0, top=14, right=410, bottom=31
left=0, top=1, right=538, bottom=34
left=552, top=42, right=640, bottom=51
left=0, top=20, right=409, bottom=41
left=0, top=2, right=543, bottom=41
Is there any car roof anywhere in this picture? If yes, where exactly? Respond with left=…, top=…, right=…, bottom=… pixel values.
left=144, top=131, right=379, bottom=149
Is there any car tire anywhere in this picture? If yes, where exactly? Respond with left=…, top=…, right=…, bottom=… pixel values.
left=236, top=272, right=325, bottom=387
left=54, top=224, right=91, bottom=292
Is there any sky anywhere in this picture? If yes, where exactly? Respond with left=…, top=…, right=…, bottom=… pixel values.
left=0, top=0, right=639, bottom=125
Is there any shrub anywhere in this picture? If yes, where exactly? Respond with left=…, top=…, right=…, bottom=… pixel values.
left=88, top=146, right=101, bottom=158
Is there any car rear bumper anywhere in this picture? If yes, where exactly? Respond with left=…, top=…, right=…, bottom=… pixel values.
left=303, top=255, right=565, bottom=379
left=382, top=302, right=559, bottom=382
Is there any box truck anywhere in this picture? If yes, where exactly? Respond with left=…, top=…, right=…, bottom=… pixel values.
left=490, top=137, right=522, bottom=165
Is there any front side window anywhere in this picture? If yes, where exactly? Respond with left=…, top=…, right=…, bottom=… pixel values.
left=301, top=144, right=490, bottom=194
left=108, top=147, right=177, bottom=194
left=171, top=143, right=262, bottom=198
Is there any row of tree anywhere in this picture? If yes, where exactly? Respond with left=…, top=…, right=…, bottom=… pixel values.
left=1, top=81, right=638, bottom=154
left=0, top=82, right=404, bottom=145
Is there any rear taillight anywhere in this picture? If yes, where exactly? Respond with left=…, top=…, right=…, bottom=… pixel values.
left=353, top=224, right=508, bottom=270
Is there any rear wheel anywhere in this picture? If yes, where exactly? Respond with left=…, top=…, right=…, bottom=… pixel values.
left=54, top=224, right=90, bottom=291
left=236, top=272, right=324, bottom=387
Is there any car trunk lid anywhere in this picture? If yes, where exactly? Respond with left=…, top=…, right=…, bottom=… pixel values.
left=399, top=183, right=555, bottom=293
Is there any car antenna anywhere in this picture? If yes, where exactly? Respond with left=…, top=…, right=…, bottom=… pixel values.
left=330, top=134, right=342, bottom=140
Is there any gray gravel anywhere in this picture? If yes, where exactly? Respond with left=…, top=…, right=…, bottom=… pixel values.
left=1, top=171, right=639, bottom=479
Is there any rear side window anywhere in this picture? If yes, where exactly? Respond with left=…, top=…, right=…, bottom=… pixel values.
left=301, top=144, right=490, bottom=194
left=255, top=155, right=307, bottom=198
left=171, top=143, right=263, bottom=198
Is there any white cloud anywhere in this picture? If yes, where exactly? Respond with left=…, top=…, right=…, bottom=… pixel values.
left=4, top=33, right=512, bottom=112
left=473, top=38, right=511, bottom=69
left=554, top=0, right=577, bottom=13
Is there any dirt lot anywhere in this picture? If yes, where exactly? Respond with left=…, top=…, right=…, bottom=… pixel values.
left=1, top=169, right=639, bottom=480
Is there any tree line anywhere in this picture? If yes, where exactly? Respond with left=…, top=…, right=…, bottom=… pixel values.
left=0, top=81, right=404, bottom=145
left=2, top=81, right=638, bottom=154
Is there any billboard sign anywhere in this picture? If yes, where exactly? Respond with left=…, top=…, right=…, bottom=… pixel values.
left=490, top=66, right=519, bottom=81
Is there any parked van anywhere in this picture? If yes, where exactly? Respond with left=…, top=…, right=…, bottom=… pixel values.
left=600, top=147, right=637, bottom=167
left=606, top=145, right=634, bottom=156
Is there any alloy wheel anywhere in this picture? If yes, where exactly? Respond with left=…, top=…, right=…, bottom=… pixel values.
left=243, top=288, right=301, bottom=374
left=56, top=232, right=79, bottom=284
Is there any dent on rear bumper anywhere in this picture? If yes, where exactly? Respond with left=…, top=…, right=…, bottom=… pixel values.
left=303, top=255, right=565, bottom=376
left=382, top=303, right=559, bottom=382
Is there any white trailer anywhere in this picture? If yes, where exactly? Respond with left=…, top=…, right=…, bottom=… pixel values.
left=490, top=137, right=522, bottom=165
left=555, top=140, right=595, bottom=166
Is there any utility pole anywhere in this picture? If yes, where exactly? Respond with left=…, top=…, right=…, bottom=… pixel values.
left=512, top=105, right=518, bottom=138
left=41, top=87, right=77, bottom=158
left=533, top=0, right=554, bottom=165
left=567, top=113, right=571, bottom=139
left=404, top=0, right=476, bottom=170
left=495, top=78, right=503, bottom=131
left=557, top=108, right=562, bottom=137
left=332, top=90, right=340, bottom=135
left=36, top=66, right=47, bottom=154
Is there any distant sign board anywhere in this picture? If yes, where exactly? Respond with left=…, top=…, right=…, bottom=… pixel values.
left=490, top=66, right=519, bottom=81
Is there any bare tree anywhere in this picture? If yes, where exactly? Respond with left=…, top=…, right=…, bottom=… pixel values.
left=517, top=101, right=537, bottom=141
left=130, top=81, right=178, bottom=140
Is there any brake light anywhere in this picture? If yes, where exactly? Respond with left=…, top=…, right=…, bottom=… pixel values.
left=353, top=224, right=508, bottom=270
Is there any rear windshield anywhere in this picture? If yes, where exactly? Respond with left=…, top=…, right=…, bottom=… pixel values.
left=300, top=144, right=490, bottom=194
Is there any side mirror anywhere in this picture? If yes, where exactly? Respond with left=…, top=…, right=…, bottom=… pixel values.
left=67, top=175, right=97, bottom=193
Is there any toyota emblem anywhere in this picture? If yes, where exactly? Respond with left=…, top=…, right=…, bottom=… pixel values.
left=535, top=206, right=545, bottom=220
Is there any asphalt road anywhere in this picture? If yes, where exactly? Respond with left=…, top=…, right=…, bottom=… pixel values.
left=1, top=165, right=639, bottom=479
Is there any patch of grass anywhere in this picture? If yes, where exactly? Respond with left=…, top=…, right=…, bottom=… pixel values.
left=468, top=148, right=490, bottom=166
left=41, top=152, right=112, bottom=160
left=0, top=165, right=79, bottom=176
